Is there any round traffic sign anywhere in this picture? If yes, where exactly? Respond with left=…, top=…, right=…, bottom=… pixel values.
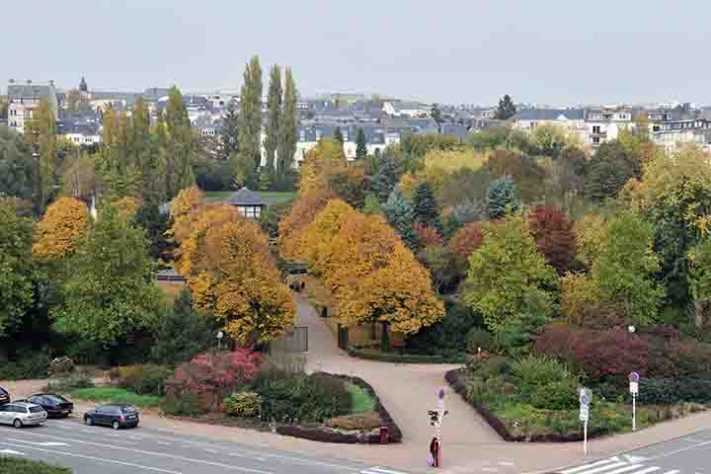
left=629, top=372, right=640, bottom=383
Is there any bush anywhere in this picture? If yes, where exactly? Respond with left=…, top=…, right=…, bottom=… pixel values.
left=224, top=391, right=262, bottom=418
left=0, top=350, right=49, bottom=380
left=326, top=411, right=382, bottom=431
left=466, top=328, right=493, bottom=353
left=111, top=364, right=172, bottom=396
left=0, top=457, right=71, bottom=474
left=638, top=378, right=711, bottom=405
left=405, top=298, right=481, bottom=357
left=161, top=391, right=205, bottom=416
left=44, top=371, right=95, bottom=392
left=346, top=346, right=465, bottom=363
left=48, top=356, right=74, bottom=376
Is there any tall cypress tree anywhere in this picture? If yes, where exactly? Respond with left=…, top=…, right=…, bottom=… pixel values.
left=165, top=86, right=195, bottom=197
left=238, top=56, right=263, bottom=172
left=264, top=65, right=282, bottom=173
left=277, top=67, right=298, bottom=185
left=355, top=128, right=367, bottom=159
left=220, top=100, right=239, bottom=160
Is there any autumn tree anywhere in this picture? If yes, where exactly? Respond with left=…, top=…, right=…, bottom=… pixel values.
left=170, top=186, right=205, bottom=243
left=32, top=197, right=89, bottom=260
left=0, top=202, right=34, bottom=336
left=297, top=138, right=346, bottom=195
left=278, top=189, right=334, bottom=260
left=465, top=215, right=558, bottom=334
left=24, top=98, right=56, bottom=211
left=298, top=199, right=356, bottom=275
left=485, top=149, right=544, bottom=202
left=449, top=221, right=485, bottom=263
left=688, top=239, right=711, bottom=328
left=527, top=205, right=577, bottom=274
left=264, top=65, right=282, bottom=172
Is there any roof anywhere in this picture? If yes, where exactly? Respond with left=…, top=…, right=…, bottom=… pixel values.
left=7, top=401, right=38, bottom=407
left=226, top=187, right=266, bottom=206
left=8, top=83, right=55, bottom=101
left=513, top=108, right=584, bottom=121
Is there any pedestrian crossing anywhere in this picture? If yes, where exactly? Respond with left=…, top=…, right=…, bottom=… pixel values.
left=360, top=467, right=409, bottom=474
left=560, top=456, right=682, bottom=474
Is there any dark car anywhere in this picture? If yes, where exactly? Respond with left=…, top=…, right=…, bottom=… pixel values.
left=84, top=404, right=139, bottom=430
left=24, top=394, right=74, bottom=418
left=0, top=387, right=9, bottom=405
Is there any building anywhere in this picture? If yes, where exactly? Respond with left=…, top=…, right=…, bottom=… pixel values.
left=57, top=111, right=102, bottom=147
left=582, top=107, right=633, bottom=147
left=225, top=187, right=266, bottom=219
left=6, top=79, right=59, bottom=134
left=653, top=119, right=711, bottom=153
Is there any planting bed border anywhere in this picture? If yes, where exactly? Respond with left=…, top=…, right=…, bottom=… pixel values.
left=347, top=346, right=467, bottom=364
left=275, top=373, right=402, bottom=444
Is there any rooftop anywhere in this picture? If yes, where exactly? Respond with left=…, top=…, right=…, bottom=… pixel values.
left=225, top=187, right=266, bottom=206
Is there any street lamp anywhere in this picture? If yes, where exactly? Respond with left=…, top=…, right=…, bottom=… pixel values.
left=627, top=325, right=636, bottom=334
left=216, top=331, right=224, bottom=350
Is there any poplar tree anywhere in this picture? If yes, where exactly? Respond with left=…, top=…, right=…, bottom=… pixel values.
left=277, top=67, right=298, bottom=184
left=238, top=56, right=263, bottom=171
left=24, top=98, right=56, bottom=212
left=264, top=65, right=282, bottom=172
left=165, top=86, right=195, bottom=197
left=219, top=100, right=239, bottom=160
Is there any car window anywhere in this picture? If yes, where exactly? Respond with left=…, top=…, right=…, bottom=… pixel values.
left=0, top=388, right=7, bottom=395
left=46, top=395, right=66, bottom=404
left=29, top=406, right=44, bottom=413
left=13, top=406, right=28, bottom=414
left=99, top=406, right=118, bottom=415
left=121, top=406, right=136, bottom=414
left=0, top=405, right=8, bottom=412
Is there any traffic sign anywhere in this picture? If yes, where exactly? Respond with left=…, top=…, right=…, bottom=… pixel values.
left=579, top=387, right=592, bottom=406
left=579, top=405, right=589, bottom=422
left=629, top=381, right=639, bottom=395
left=629, top=372, right=640, bottom=383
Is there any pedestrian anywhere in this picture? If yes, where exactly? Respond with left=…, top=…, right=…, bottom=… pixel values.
left=429, top=437, right=440, bottom=468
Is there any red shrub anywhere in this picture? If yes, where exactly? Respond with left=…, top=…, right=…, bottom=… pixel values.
left=449, top=221, right=484, bottom=262
left=535, top=324, right=648, bottom=379
left=414, top=223, right=443, bottom=247
left=166, top=349, right=260, bottom=411
left=527, top=205, right=576, bottom=274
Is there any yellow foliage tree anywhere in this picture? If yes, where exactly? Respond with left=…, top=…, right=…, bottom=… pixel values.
left=111, top=196, right=142, bottom=222
left=560, top=272, right=600, bottom=323
left=399, top=149, right=487, bottom=196
left=170, top=186, right=206, bottom=243
left=278, top=189, right=335, bottom=260
left=298, top=139, right=346, bottom=195
left=298, top=199, right=356, bottom=275
left=176, top=203, right=240, bottom=275
left=32, top=197, right=89, bottom=260
left=575, top=214, right=607, bottom=268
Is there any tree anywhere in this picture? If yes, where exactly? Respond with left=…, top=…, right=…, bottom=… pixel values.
left=61, top=153, right=100, bottom=199
left=412, top=181, right=440, bottom=229
left=0, top=202, right=34, bottom=336
left=465, top=215, right=558, bottom=334
left=238, top=56, right=263, bottom=171
left=485, top=149, right=545, bottom=201
left=584, top=140, right=638, bottom=201
left=372, top=154, right=401, bottom=202
left=355, top=128, right=367, bottom=160
left=592, top=212, right=663, bottom=326
left=32, top=197, right=89, bottom=260
left=151, top=288, right=211, bottom=365
left=382, top=188, right=417, bottom=250
left=24, top=98, right=56, bottom=211
left=52, top=204, right=161, bottom=345
left=278, top=189, right=334, bottom=260
left=0, top=125, right=34, bottom=201
left=298, top=199, right=356, bottom=275
left=430, top=104, right=443, bottom=133
left=326, top=165, right=366, bottom=208
left=219, top=100, right=239, bottom=160
left=527, top=205, right=577, bottom=274
left=264, top=65, right=282, bottom=171
left=277, top=67, right=298, bottom=186
left=575, top=214, right=607, bottom=268
left=164, top=86, right=195, bottom=197
left=494, top=94, right=516, bottom=120
left=449, top=221, right=485, bottom=263
left=688, top=239, right=711, bottom=328
left=530, top=123, right=579, bottom=158
left=486, top=176, right=520, bottom=219
left=297, top=138, right=346, bottom=195
left=333, top=127, right=344, bottom=144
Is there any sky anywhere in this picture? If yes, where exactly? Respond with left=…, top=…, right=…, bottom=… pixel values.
left=4, top=0, right=710, bottom=105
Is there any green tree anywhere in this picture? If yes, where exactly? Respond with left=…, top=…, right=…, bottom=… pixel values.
left=355, top=127, right=367, bottom=159
left=362, top=193, right=380, bottom=214
left=24, top=98, right=56, bottom=211
left=494, top=94, right=517, bottom=120
left=412, top=180, right=440, bottom=229
left=0, top=202, right=34, bottom=336
left=238, top=56, right=263, bottom=171
left=220, top=100, right=239, bottom=160
left=165, top=86, right=195, bottom=197
left=593, top=212, right=662, bottom=326
left=333, top=126, right=344, bottom=144
left=465, top=215, right=558, bottom=333
left=52, top=204, right=160, bottom=345
left=382, top=188, right=417, bottom=250
left=0, top=125, right=34, bottom=200
left=277, top=67, right=298, bottom=186
left=486, top=175, right=520, bottom=219
left=151, top=288, right=211, bottom=365
left=430, top=103, right=443, bottom=133
left=688, top=239, right=711, bottom=328
left=584, top=140, right=638, bottom=201
left=373, top=154, right=401, bottom=202
left=264, top=65, right=282, bottom=172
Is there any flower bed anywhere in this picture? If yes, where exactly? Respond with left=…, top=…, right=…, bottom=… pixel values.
left=347, top=346, right=466, bottom=364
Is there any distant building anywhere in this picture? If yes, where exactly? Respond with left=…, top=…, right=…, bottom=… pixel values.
left=225, top=187, right=266, bottom=219
left=653, top=119, right=711, bottom=153
left=6, top=79, right=59, bottom=134
left=382, top=100, right=430, bottom=118
left=57, top=110, right=102, bottom=147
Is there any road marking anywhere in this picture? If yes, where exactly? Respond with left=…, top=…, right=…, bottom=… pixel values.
left=481, top=468, right=498, bottom=473
left=562, top=458, right=622, bottom=473
left=0, top=441, right=181, bottom=473
left=649, top=439, right=711, bottom=460
left=361, top=468, right=409, bottom=474
left=0, top=448, right=26, bottom=456
left=599, top=465, right=643, bottom=474
left=566, top=462, right=628, bottom=474
left=661, top=470, right=680, bottom=474
left=622, top=455, right=648, bottom=464
left=204, top=448, right=218, bottom=454
left=157, top=441, right=171, bottom=446
left=498, top=461, right=515, bottom=466
left=628, top=468, right=660, bottom=474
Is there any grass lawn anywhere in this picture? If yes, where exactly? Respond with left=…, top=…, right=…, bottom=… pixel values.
left=345, top=382, right=376, bottom=414
left=204, top=190, right=296, bottom=203
left=69, top=387, right=162, bottom=408
left=0, top=457, right=71, bottom=474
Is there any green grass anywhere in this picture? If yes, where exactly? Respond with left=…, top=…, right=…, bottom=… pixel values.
left=0, top=457, right=71, bottom=474
left=203, top=190, right=296, bottom=203
left=69, top=387, right=162, bottom=408
left=345, top=382, right=376, bottom=414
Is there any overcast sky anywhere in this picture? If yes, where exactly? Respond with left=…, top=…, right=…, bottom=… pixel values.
left=4, top=0, right=709, bottom=105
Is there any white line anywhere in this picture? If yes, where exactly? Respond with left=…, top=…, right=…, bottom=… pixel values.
left=481, top=468, right=498, bottom=473
left=498, top=461, right=515, bottom=466
left=627, top=468, right=659, bottom=474
left=562, top=459, right=621, bottom=474
left=157, top=441, right=171, bottom=446
left=571, top=462, right=628, bottom=474
left=361, top=468, right=409, bottom=474
left=650, top=439, right=711, bottom=460
left=204, top=448, right=218, bottom=454
left=599, top=465, right=643, bottom=474
left=1, top=441, right=181, bottom=474
left=0, top=448, right=26, bottom=456
left=6, top=430, right=273, bottom=474
left=660, top=470, right=680, bottom=474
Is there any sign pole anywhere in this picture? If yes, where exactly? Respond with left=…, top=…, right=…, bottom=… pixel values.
left=583, top=420, right=588, bottom=455
left=578, top=388, right=592, bottom=456
left=632, top=393, right=636, bottom=432
left=629, top=371, right=640, bottom=432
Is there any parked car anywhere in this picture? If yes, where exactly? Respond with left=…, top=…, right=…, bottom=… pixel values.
left=84, top=404, right=139, bottom=430
left=23, top=394, right=74, bottom=418
left=0, top=402, right=47, bottom=428
left=0, top=387, right=9, bottom=405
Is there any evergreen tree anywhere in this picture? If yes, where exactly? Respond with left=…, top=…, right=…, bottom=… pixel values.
left=219, top=100, right=239, bottom=160
left=151, top=288, right=211, bottom=365
left=382, top=188, right=417, bottom=250
left=333, top=126, right=344, bottom=144
left=277, top=67, right=298, bottom=186
left=494, top=94, right=517, bottom=120
left=238, top=56, right=263, bottom=171
left=412, top=181, right=441, bottom=229
left=372, top=154, right=400, bottom=202
left=264, top=65, right=282, bottom=172
left=355, top=127, right=367, bottom=159
left=486, top=176, right=520, bottom=219
left=165, top=86, right=195, bottom=197
left=24, top=98, right=56, bottom=212
left=430, top=103, right=443, bottom=133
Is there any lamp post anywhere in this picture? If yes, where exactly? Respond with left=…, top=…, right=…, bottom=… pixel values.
left=216, top=331, right=224, bottom=351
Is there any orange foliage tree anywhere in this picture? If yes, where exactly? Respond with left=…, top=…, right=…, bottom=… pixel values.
left=278, top=189, right=334, bottom=260
left=449, top=221, right=485, bottom=263
left=170, top=186, right=205, bottom=243
left=297, top=199, right=356, bottom=275
left=32, top=197, right=89, bottom=260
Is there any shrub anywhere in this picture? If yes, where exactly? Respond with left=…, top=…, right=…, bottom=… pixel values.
left=510, top=356, right=578, bottom=410
left=0, top=457, right=71, bottom=474
left=466, top=328, right=493, bottom=353
left=326, top=411, right=382, bottom=431
left=638, top=378, right=711, bottom=405
left=48, top=356, right=74, bottom=376
left=0, top=350, right=49, bottom=380
left=161, top=391, right=205, bottom=416
left=112, top=364, right=173, bottom=396
left=43, top=371, right=94, bottom=392
left=165, top=349, right=261, bottom=411
left=224, top=391, right=262, bottom=418
left=404, top=299, right=481, bottom=358
left=345, top=382, right=376, bottom=413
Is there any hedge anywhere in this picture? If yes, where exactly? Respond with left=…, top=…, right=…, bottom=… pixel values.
left=639, top=378, right=711, bottom=405
left=347, top=346, right=467, bottom=364
left=0, top=457, right=71, bottom=474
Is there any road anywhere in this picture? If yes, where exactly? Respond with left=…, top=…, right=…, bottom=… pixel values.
left=555, top=429, right=711, bottom=474
left=0, top=416, right=409, bottom=474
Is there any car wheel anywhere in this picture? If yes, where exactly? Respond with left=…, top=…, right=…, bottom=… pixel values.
left=84, top=416, right=93, bottom=426
left=13, top=419, right=23, bottom=429
left=112, top=420, right=120, bottom=430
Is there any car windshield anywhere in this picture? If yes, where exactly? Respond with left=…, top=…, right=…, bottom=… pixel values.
left=0, top=388, right=7, bottom=395
left=44, top=395, right=67, bottom=403
left=121, top=406, right=136, bottom=414
left=29, top=406, right=45, bottom=413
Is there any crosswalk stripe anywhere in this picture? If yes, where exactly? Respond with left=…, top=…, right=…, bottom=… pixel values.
left=600, top=465, right=643, bottom=474
left=361, top=468, right=408, bottom=474
left=572, top=462, right=628, bottom=474
left=661, top=470, right=679, bottom=474
left=627, top=468, right=660, bottom=474
left=562, top=458, right=620, bottom=474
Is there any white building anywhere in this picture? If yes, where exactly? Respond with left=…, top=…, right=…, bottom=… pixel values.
left=6, top=80, right=59, bottom=134
left=653, top=119, right=711, bottom=153
left=582, top=107, right=633, bottom=147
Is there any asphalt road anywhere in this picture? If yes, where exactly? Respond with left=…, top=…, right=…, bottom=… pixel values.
left=0, top=417, right=409, bottom=474
left=556, top=429, right=711, bottom=474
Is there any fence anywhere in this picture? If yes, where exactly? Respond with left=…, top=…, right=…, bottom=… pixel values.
left=269, top=326, right=309, bottom=353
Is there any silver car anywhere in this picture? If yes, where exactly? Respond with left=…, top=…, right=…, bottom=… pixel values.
left=0, top=402, right=47, bottom=428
